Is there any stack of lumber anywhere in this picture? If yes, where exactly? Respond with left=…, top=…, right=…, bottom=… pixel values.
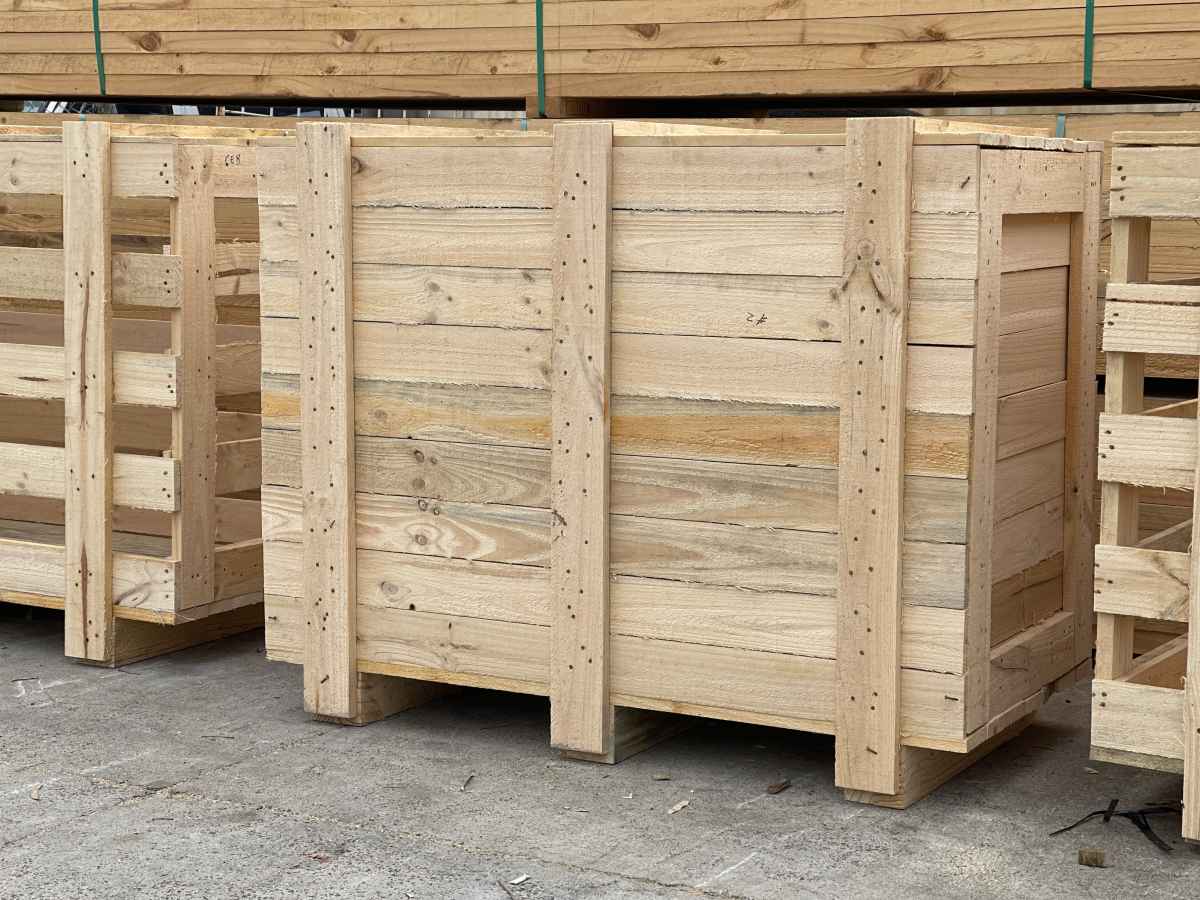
left=0, top=1, right=1198, bottom=103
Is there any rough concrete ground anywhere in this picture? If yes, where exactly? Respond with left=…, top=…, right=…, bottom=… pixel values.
left=2, top=606, right=1198, bottom=900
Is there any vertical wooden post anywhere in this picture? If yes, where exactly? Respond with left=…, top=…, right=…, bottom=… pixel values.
left=962, top=151, right=1004, bottom=735
left=1065, top=150, right=1101, bottom=669
left=63, top=121, right=114, bottom=663
left=834, top=117, right=914, bottom=795
left=1186, top=381, right=1200, bottom=841
left=171, top=143, right=218, bottom=612
left=1096, top=216, right=1149, bottom=681
left=298, top=122, right=358, bottom=720
left=549, top=122, right=613, bottom=759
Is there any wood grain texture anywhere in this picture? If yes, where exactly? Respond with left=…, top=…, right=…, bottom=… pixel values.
left=548, top=122, right=613, bottom=757
left=835, top=117, right=913, bottom=795
left=171, top=142, right=218, bottom=613
left=297, top=122, right=358, bottom=719
left=62, top=121, right=113, bottom=663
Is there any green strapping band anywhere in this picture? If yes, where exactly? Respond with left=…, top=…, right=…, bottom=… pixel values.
left=534, top=0, right=546, bottom=117
left=91, top=0, right=108, bottom=96
left=1082, top=0, right=1095, bottom=89
left=1056, top=113, right=1067, bottom=138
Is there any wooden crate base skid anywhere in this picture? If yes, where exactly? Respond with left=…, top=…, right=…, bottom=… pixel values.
left=259, top=117, right=1100, bottom=808
left=846, top=713, right=1036, bottom=810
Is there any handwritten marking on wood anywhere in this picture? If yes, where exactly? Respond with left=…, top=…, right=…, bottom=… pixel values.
left=835, top=117, right=914, bottom=796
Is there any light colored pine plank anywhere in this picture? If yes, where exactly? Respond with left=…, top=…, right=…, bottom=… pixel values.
left=548, top=122, right=614, bottom=758
left=1065, top=151, right=1101, bottom=671
left=170, top=142, right=218, bottom=613
left=297, top=121, right=357, bottom=720
left=0, top=441, right=178, bottom=512
left=1099, top=413, right=1195, bottom=490
left=835, top=116, right=913, bottom=796
left=62, top=120, right=113, bottom=663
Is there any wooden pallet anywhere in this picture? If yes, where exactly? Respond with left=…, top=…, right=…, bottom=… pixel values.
left=0, top=122, right=268, bottom=666
left=1092, top=129, right=1200, bottom=842
left=256, top=117, right=1100, bottom=807
left=0, top=2, right=1195, bottom=104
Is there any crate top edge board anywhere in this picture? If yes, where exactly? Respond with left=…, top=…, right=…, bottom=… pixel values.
left=253, top=118, right=1101, bottom=151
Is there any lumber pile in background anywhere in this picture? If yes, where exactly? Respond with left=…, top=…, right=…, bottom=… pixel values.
left=0, top=1, right=1198, bottom=104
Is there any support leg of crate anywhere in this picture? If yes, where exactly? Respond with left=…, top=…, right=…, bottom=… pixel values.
left=312, top=672, right=453, bottom=727
left=75, top=603, right=265, bottom=669
left=560, top=707, right=689, bottom=765
left=844, top=713, right=1035, bottom=810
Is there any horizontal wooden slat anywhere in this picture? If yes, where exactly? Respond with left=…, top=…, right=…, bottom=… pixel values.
left=1098, top=412, right=1195, bottom=490
left=260, top=205, right=552, bottom=268
left=1104, top=300, right=1200, bottom=355
left=260, top=262, right=976, bottom=346
left=1092, top=679, right=1184, bottom=763
left=0, top=534, right=176, bottom=610
left=214, top=341, right=261, bottom=397
left=257, top=144, right=553, bottom=208
left=261, top=319, right=973, bottom=414
left=214, top=438, right=261, bottom=497
left=989, top=610, right=1077, bottom=715
left=263, top=540, right=962, bottom=673
left=0, top=441, right=178, bottom=511
left=1001, top=213, right=1071, bottom=271
left=999, top=266, right=1067, bottom=336
left=998, top=320, right=1066, bottom=397
left=261, top=430, right=969, bottom=542
left=985, top=149, right=1086, bottom=214
left=1094, top=544, right=1190, bottom=622
left=993, top=497, right=1064, bottom=584
left=611, top=636, right=965, bottom=743
left=0, top=246, right=183, bottom=307
left=0, top=138, right=177, bottom=197
left=994, top=441, right=1064, bottom=523
left=0, top=343, right=178, bottom=407
left=261, top=377, right=972, bottom=477
left=997, top=381, right=1066, bottom=461
left=1110, top=145, right=1200, bottom=219
left=260, top=485, right=965, bottom=606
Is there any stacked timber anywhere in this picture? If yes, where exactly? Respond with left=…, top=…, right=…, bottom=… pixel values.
left=0, top=1, right=1197, bottom=104
left=255, top=117, right=1101, bottom=808
left=0, top=122, right=267, bottom=665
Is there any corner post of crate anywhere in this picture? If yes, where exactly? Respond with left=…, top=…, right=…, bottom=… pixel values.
left=297, top=121, right=360, bottom=721
left=548, top=121, right=615, bottom=759
left=1095, top=215, right=1150, bottom=681
left=833, top=116, right=915, bottom=796
left=171, top=141, right=218, bottom=613
left=62, top=120, right=115, bottom=663
left=1065, top=149, right=1102, bottom=670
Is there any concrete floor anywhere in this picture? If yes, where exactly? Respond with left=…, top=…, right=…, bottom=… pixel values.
left=2, top=607, right=1198, bottom=900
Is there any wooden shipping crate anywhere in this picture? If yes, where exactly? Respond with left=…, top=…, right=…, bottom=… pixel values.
left=1092, top=129, right=1200, bottom=842
left=258, top=118, right=1100, bottom=808
left=0, top=122, right=267, bottom=666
